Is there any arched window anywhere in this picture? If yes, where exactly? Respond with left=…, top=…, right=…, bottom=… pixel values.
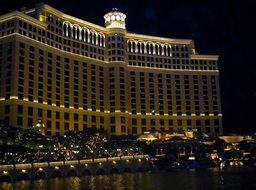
left=146, top=43, right=150, bottom=54
left=85, top=30, right=89, bottom=43
left=98, top=34, right=102, bottom=46
left=89, top=32, right=92, bottom=43
left=94, top=32, right=98, bottom=45
left=168, top=45, right=172, bottom=56
left=159, top=44, right=162, bottom=55
left=63, top=22, right=72, bottom=37
left=73, top=26, right=76, bottom=39
left=137, top=42, right=141, bottom=53
left=132, top=41, right=136, bottom=53
left=150, top=43, right=154, bottom=54
left=155, top=45, right=159, bottom=55
left=163, top=45, right=167, bottom=56
left=68, top=24, right=72, bottom=38
left=76, top=27, right=80, bottom=40
left=142, top=42, right=145, bottom=54
left=81, top=29, right=85, bottom=42
left=128, top=41, right=131, bottom=52
left=63, top=23, right=67, bottom=36
left=102, top=35, right=105, bottom=47
left=90, top=31, right=96, bottom=44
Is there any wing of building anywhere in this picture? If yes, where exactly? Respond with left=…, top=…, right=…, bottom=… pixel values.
left=0, top=3, right=222, bottom=136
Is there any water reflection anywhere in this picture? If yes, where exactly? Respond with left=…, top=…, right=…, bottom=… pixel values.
left=1, top=168, right=256, bottom=190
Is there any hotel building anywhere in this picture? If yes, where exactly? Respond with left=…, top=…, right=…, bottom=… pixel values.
left=0, top=3, right=222, bottom=136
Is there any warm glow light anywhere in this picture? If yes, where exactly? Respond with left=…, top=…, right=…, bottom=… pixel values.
left=10, top=96, right=18, bottom=99
left=104, top=10, right=126, bottom=29
left=111, top=15, right=115, bottom=20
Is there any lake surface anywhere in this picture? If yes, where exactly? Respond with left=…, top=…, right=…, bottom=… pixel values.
left=1, top=167, right=256, bottom=190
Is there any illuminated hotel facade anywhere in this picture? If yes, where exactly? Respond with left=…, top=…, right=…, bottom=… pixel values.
left=0, top=3, right=222, bottom=136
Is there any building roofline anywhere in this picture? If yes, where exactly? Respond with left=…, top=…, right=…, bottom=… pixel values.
left=0, top=3, right=218, bottom=55
left=39, top=3, right=196, bottom=45
left=0, top=11, right=47, bottom=28
left=126, top=33, right=193, bottom=45
left=39, top=3, right=107, bottom=32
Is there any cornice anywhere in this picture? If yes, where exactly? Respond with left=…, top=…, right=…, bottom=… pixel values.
left=0, top=11, right=47, bottom=29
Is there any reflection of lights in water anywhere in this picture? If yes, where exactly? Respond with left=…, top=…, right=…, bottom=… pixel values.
left=219, top=173, right=225, bottom=188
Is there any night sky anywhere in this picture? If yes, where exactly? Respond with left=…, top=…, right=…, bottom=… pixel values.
left=1, top=0, right=255, bottom=134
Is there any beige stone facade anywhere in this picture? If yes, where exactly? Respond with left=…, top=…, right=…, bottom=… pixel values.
left=0, top=3, right=222, bottom=136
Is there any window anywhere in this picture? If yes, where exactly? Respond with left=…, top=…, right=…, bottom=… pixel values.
left=110, top=117, right=115, bottom=124
left=214, top=119, right=219, bottom=126
left=56, top=122, right=60, bottom=129
left=47, top=120, right=51, bottom=129
left=121, top=117, right=125, bottom=124
left=64, top=123, right=69, bottom=130
left=141, top=119, right=146, bottom=125
left=17, top=105, right=23, bottom=114
left=74, top=114, right=79, bottom=121
left=5, top=105, right=10, bottom=114
left=111, top=125, right=115, bottom=133
left=187, top=119, right=191, bottom=126
left=64, top=113, right=69, bottom=120
left=100, top=116, right=104, bottom=123
left=47, top=110, right=51, bottom=118
left=56, top=111, right=60, bottom=119
left=206, top=127, right=210, bottom=133
left=28, top=118, right=33, bottom=127
left=121, top=125, right=126, bottom=133
left=160, top=119, right=164, bottom=126
left=177, top=119, right=182, bottom=126
left=215, top=127, right=219, bottom=134
left=74, top=123, right=79, bottom=131
left=132, top=127, right=137, bottom=134
left=17, top=117, right=23, bottom=125
left=92, top=115, right=96, bottom=122
left=38, top=108, right=42, bottom=117
left=28, top=107, right=33, bottom=116
left=132, top=118, right=137, bottom=125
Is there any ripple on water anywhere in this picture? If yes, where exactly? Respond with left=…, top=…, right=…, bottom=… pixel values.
left=1, top=168, right=256, bottom=190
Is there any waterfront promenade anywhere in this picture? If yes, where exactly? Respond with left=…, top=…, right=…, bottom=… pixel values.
left=0, top=155, right=149, bottom=182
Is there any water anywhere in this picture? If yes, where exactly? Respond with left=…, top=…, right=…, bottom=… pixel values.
left=1, top=167, right=256, bottom=190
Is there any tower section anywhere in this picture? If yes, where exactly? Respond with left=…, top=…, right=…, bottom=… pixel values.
left=104, top=9, right=126, bottom=62
left=104, top=9, right=128, bottom=135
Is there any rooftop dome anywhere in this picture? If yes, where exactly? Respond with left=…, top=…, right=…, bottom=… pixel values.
left=104, top=8, right=126, bottom=29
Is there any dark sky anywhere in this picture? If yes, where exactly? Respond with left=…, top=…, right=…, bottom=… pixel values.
left=1, top=0, right=255, bottom=134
